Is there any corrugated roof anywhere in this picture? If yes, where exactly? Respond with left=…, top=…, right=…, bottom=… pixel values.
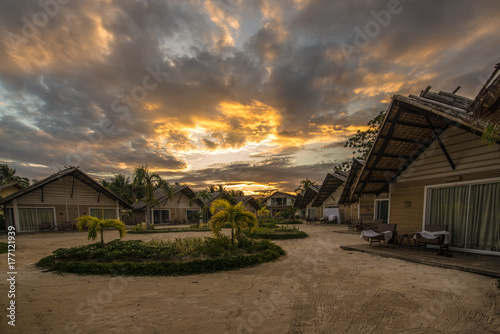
left=0, top=167, right=132, bottom=208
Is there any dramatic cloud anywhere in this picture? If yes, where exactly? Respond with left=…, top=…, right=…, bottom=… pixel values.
left=1, top=0, right=499, bottom=193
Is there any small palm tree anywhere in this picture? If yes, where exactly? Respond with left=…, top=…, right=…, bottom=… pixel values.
left=209, top=199, right=258, bottom=244
left=257, top=207, right=270, bottom=218
left=76, top=215, right=127, bottom=248
left=133, top=165, right=172, bottom=227
left=189, top=190, right=211, bottom=221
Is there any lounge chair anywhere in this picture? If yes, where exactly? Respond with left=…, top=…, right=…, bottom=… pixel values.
left=39, top=221, right=52, bottom=231
left=415, top=224, right=450, bottom=255
left=362, top=223, right=397, bottom=247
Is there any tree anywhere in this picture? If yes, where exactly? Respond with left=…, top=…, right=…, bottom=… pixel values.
left=76, top=214, right=127, bottom=248
left=189, top=190, right=211, bottom=221
left=257, top=207, right=270, bottom=218
left=227, top=189, right=245, bottom=197
left=294, top=178, right=317, bottom=194
left=0, top=164, right=29, bottom=188
left=209, top=199, right=258, bottom=244
left=335, top=110, right=386, bottom=172
left=133, top=165, right=172, bottom=227
left=104, top=173, right=134, bottom=204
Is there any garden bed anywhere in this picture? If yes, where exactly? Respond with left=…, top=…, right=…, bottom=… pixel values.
left=36, top=237, right=285, bottom=276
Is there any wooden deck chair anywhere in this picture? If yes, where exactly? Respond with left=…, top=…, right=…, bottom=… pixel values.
left=415, top=224, right=449, bottom=253
left=368, top=223, right=397, bottom=247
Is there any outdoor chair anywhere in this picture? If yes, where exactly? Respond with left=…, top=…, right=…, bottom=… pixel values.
left=415, top=224, right=450, bottom=255
left=365, top=223, right=397, bottom=247
left=39, top=221, right=52, bottom=231
left=368, top=219, right=384, bottom=232
left=348, top=219, right=363, bottom=231
left=59, top=221, right=73, bottom=231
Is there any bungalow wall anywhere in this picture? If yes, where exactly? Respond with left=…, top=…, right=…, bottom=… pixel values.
left=150, top=192, right=201, bottom=223
left=342, top=203, right=359, bottom=221
left=6, top=176, right=120, bottom=231
left=390, top=127, right=500, bottom=239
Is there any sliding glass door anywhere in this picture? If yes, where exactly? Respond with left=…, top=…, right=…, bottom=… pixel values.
left=425, top=181, right=500, bottom=253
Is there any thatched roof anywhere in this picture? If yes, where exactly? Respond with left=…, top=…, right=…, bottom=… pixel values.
left=338, top=158, right=365, bottom=204
left=264, top=191, right=296, bottom=202
left=311, top=170, right=347, bottom=207
left=132, top=185, right=202, bottom=210
left=293, top=193, right=303, bottom=208
left=469, top=63, right=500, bottom=126
left=0, top=167, right=132, bottom=209
left=297, top=184, right=320, bottom=209
left=351, top=86, right=490, bottom=197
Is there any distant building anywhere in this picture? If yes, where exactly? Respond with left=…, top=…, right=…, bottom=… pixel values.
left=264, top=191, right=296, bottom=218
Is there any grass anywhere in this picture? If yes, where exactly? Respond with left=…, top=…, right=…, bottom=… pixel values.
left=247, top=225, right=308, bottom=240
left=35, top=236, right=285, bottom=276
left=0, top=242, right=8, bottom=254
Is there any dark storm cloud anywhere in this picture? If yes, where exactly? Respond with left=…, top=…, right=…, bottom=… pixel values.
left=0, top=0, right=499, bottom=189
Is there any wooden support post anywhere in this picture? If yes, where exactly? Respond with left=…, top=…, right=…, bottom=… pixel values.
left=425, top=116, right=455, bottom=170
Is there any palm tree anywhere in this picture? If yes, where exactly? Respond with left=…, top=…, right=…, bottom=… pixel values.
left=0, top=164, right=29, bottom=188
left=294, top=178, right=317, bottom=194
left=257, top=207, right=270, bottom=218
left=76, top=210, right=127, bottom=248
left=189, top=190, right=211, bottom=221
left=104, top=173, right=134, bottom=204
left=133, top=165, right=172, bottom=227
left=206, top=185, right=217, bottom=193
left=209, top=199, right=258, bottom=244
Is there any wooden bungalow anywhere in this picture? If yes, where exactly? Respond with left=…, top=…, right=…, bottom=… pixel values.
left=296, top=184, right=321, bottom=220
left=311, top=170, right=348, bottom=222
left=264, top=191, right=296, bottom=218
left=338, top=158, right=390, bottom=222
left=234, top=196, right=260, bottom=215
left=131, top=185, right=202, bottom=225
left=0, top=167, right=132, bottom=232
left=352, top=69, right=500, bottom=255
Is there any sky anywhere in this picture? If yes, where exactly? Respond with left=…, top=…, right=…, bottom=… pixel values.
left=0, top=0, right=499, bottom=195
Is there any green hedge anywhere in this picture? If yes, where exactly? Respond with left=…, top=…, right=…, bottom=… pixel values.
left=128, top=228, right=211, bottom=234
left=0, top=242, right=8, bottom=254
left=35, top=240, right=285, bottom=276
left=250, top=231, right=308, bottom=240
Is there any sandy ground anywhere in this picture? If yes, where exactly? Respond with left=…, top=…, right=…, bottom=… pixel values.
left=0, top=225, right=499, bottom=334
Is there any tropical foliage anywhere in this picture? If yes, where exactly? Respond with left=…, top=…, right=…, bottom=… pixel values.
left=36, top=238, right=285, bottom=276
left=0, top=164, right=29, bottom=188
left=75, top=215, right=127, bottom=248
left=257, top=207, right=270, bottom=218
left=133, top=165, right=172, bottom=226
left=294, top=178, right=317, bottom=193
left=209, top=199, right=258, bottom=243
left=335, top=110, right=386, bottom=172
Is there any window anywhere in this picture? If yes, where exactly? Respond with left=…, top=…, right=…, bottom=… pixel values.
left=374, top=199, right=389, bottom=222
left=15, top=207, right=55, bottom=231
left=89, top=208, right=117, bottom=220
left=425, top=180, right=500, bottom=252
left=152, top=209, right=169, bottom=224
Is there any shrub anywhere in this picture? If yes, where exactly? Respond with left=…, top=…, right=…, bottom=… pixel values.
left=36, top=237, right=285, bottom=276
left=0, top=242, right=8, bottom=254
